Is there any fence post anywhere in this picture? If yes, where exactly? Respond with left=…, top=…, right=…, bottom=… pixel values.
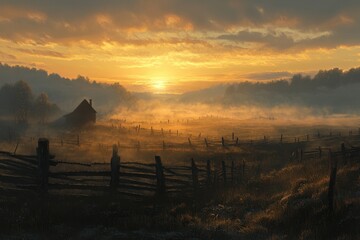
left=328, top=150, right=337, bottom=213
left=242, top=159, right=245, bottom=180
left=188, top=138, right=192, bottom=147
left=204, top=138, right=209, bottom=148
left=191, top=158, right=199, bottom=190
left=221, top=137, right=225, bottom=147
left=341, top=143, right=347, bottom=165
left=280, top=134, right=283, bottom=143
left=155, top=156, right=166, bottom=195
left=37, top=138, right=49, bottom=193
left=206, top=160, right=211, bottom=186
left=231, top=161, right=234, bottom=185
left=110, top=144, right=120, bottom=189
left=236, top=137, right=239, bottom=146
left=222, top=160, right=227, bottom=185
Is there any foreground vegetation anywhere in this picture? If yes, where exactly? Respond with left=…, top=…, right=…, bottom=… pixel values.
left=1, top=135, right=359, bottom=239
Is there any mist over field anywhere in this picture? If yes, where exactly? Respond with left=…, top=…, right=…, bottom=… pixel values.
left=2, top=64, right=360, bottom=126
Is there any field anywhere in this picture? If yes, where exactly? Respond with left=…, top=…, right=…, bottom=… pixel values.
left=0, top=116, right=360, bottom=239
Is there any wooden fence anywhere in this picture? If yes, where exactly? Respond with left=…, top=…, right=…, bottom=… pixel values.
left=0, top=138, right=252, bottom=198
left=1, top=138, right=359, bottom=214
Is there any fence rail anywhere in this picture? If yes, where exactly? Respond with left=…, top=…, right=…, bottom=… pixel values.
left=0, top=137, right=359, bottom=213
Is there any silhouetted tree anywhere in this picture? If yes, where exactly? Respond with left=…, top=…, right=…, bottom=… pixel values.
left=34, top=93, right=51, bottom=124
left=12, top=81, right=33, bottom=125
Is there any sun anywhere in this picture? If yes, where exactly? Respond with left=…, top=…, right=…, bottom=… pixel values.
left=152, top=79, right=166, bottom=93
left=153, top=80, right=165, bottom=91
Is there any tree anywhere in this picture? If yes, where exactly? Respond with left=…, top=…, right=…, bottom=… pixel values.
left=34, top=93, right=51, bottom=124
left=12, top=81, right=33, bottom=124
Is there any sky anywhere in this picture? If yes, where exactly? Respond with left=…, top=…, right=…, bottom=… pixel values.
left=0, top=0, right=360, bottom=94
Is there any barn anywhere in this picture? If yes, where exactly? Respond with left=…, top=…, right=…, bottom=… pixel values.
left=63, top=99, right=96, bottom=127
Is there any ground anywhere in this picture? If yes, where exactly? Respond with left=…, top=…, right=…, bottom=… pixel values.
left=0, top=118, right=359, bottom=239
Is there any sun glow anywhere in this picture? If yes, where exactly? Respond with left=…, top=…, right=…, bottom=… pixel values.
left=152, top=79, right=166, bottom=93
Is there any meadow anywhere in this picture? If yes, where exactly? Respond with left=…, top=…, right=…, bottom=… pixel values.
left=0, top=116, right=359, bottom=239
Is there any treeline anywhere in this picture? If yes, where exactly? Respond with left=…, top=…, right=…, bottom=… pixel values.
left=0, top=63, right=135, bottom=113
left=0, top=81, right=60, bottom=124
left=223, top=67, right=360, bottom=113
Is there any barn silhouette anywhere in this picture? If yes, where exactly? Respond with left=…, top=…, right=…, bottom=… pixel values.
left=63, top=99, right=96, bottom=127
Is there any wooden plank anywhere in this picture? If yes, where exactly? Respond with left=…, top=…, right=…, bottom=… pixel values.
left=50, top=171, right=110, bottom=177
left=119, top=184, right=156, bottom=192
left=0, top=174, right=37, bottom=184
left=121, top=165, right=155, bottom=174
left=120, top=172, right=155, bottom=180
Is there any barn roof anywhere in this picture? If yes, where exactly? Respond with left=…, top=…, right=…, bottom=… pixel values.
left=65, top=99, right=97, bottom=117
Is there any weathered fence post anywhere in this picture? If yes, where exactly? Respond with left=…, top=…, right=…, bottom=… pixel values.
left=110, top=144, right=120, bottom=189
left=231, top=161, right=234, bottom=185
left=206, top=160, right=211, bottom=186
left=236, top=137, right=239, bottom=146
left=37, top=138, right=49, bottom=193
left=221, top=137, right=225, bottom=147
left=204, top=138, right=209, bottom=148
left=221, top=160, right=227, bottom=185
left=188, top=138, right=192, bottom=147
left=191, top=158, right=199, bottom=190
left=341, top=143, right=347, bottom=165
left=328, top=150, right=337, bottom=213
left=242, top=159, right=245, bottom=180
left=155, top=156, right=166, bottom=195
left=280, top=134, right=283, bottom=143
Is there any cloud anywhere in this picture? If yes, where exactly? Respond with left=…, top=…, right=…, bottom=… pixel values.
left=0, top=51, right=16, bottom=60
left=0, top=0, right=359, bottom=51
left=15, top=48, right=66, bottom=58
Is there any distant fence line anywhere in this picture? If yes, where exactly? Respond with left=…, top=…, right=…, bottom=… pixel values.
left=11, top=125, right=360, bottom=152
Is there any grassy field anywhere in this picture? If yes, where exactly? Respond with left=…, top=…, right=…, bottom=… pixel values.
left=0, top=118, right=359, bottom=239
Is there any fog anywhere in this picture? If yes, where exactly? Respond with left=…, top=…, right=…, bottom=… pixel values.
left=0, top=63, right=135, bottom=113
left=2, top=64, right=360, bottom=132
